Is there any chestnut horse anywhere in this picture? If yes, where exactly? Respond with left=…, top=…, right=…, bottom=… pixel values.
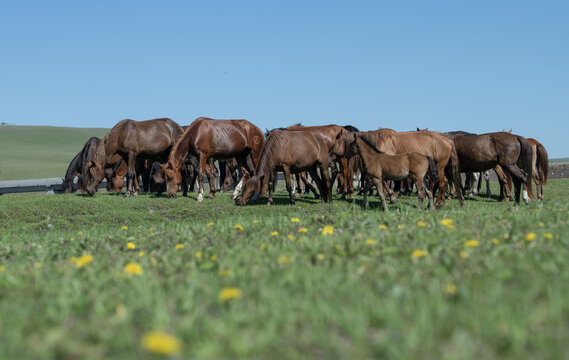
left=341, top=133, right=438, bottom=210
left=164, top=117, right=264, bottom=201
left=83, top=118, right=184, bottom=196
left=452, top=132, right=533, bottom=204
left=238, top=129, right=333, bottom=205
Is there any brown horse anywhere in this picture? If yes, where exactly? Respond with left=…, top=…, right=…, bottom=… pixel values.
left=238, top=129, right=333, bottom=205
left=83, top=118, right=184, bottom=197
left=62, top=137, right=103, bottom=193
left=452, top=132, right=533, bottom=204
left=164, top=117, right=264, bottom=201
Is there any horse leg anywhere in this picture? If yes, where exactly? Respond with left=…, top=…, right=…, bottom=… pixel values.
left=301, top=172, right=319, bottom=199
left=267, top=171, right=276, bottom=205
left=435, top=166, right=448, bottom=208
left=125, top=153, right=136, bottom=197
left=383, top=181, right=396, bottom=204
left=319, top=164, right=332, bottom=204
left=205, top=164, right=217, bottom=199
left=484, top=171, right=491, bottom=197
left=413, top=173, right=426, bottom=209
left=512, top=176, right=523, bottom=204
left=308, top=168, right=325, bottom=203
left=282, top=166, right=295, bottom=206
left=422, top=174, right=435, bottom=210
left=197, top=154, right=207, bottom=202
left=374, top=177, right=388, bottom=211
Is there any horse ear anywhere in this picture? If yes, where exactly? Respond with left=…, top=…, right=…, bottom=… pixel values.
left=336, top=130, right=344, bottom=140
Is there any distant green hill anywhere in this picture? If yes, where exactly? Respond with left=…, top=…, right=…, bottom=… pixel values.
left=0, top=125, right=108, bottom=181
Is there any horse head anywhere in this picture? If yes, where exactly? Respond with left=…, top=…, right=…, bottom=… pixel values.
left=163, top=160, right=182, bottom=198
left=84, top=160, right=105, bottom=196
left=238, top=175, right=263, bottom=205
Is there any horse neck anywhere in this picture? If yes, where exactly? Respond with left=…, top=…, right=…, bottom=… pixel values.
left=355, top=138, right=382, bottom=165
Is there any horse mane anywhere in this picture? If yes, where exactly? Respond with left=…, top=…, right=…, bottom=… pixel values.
left=359, top=130, right=385, bottom=145
left=169, top=119, right=201, bottom=166
left=344, top=125, right=360, bottom=132
left=255, top=130, right=282, bottom=178
left=357, top=134, right=384, bottom=154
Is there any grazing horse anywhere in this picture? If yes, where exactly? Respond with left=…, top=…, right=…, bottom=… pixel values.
left=238, top=130, right=333, bottom=205
left=61, top=138, right=98, bottom=194
left=452, top=132, right=533, bottom=204
left=339, top=133, right=438, bottom=211
left=83, top=118, right=184, bottom=197
left=81, top=137, right=106, bottom=196
left=163, top=117, right=264, bottom=201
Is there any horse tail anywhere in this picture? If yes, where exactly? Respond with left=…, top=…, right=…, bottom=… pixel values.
left=518, top=136, right=533, bottom=185
left=426, top=156, right=439, bottom=184
left=448, top=144, right=464, bottom=205
left=536, top=143, right=549, bottom=184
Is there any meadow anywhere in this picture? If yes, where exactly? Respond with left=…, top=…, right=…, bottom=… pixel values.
left=1, top=180, right=569, bottom=359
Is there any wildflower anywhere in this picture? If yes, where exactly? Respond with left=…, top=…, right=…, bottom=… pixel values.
left=492, top=238, right=500, bottom=245
left=127, top=242, right=136, bottom=250
left=417, top=221, right=427, bottom=227
left=538, top=222, right=545, bottom=228
left=544, top=233, right=553, bottom=239
left=210, top=255, right=217, bottom=261
left=175, top=244, right=184, bottom=250
left=465, top=240, right=479, bottom=248
left=411, top=249, right=427, bottom=258
left=0, top=265, right=5, bottom=272
left=291, top=218, right=300, bottom=223
left=379, top=224, right=388, bottom=230
left=234, top=224, right=243, bottom=231
left=139, top=251, right=145, bottom=257
left=195, top=251, right=202, bottom=259
left=76, top=255, right=94, bottom=268
left=271, top=231, right=278, bottom=236
left=446, top=224, right=456, bottom=230
left=441, top=219, right=453, bottom=226
left=207, top=221, right=214, bottom=226
left=397, top=224, right=404, bottom=229
left=70, top=237, right=75, bottom=241
left=260, top=244, right=267, bottom=251
left=316, top=253, right=325, bottom=260
left=278, top=255, right=292, bottom=265
left=34, top=262, right=42, bottom=268
left=70, top=256, right=77, bottom=263
left=525, top=233, right=536, bottom=242
left=77, top=231, right=83, bottom=236
left=446, top=283, right=458, bottom=295
left=366, top=239, right=377, bottom=246
left=252, top=220, right=260, bottom=223
left=322, top=226, right=334, bottom=236
left=141, top=331, right=181, bottom=355
left=219, top=269, right=231, bottom=277
left=287, top=234, right=295, bottom=241
left=298, top=227, right=308, bottom=233
left=121, top=226, right=128, bottom=231
left=460, top=251, right=468, bottom=259
left=124, top=262, right=143, bottom=276
left=219, top=287, right=242, bottom=302
left=148, top=227, right=154, bottom=232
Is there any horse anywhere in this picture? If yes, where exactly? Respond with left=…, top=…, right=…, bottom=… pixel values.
left=339, top=133, right=438, bottom=211
left=238, top=129, right=334, bottom=205
left=163, top=117, right=264, bottom=201
left=451, top=132, right=533, bottom=204
left=83, top=118, right=184, bottom=197
left=61, top=137, right=100, bottom=194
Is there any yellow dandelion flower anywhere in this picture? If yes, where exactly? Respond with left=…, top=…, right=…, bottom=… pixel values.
left=121, top=226, right=128, bottom=231
left=252, top=219, right=260, bottom=223
left=322, top=225, right=334, bottom=236
left=417, top=221, right=427, bottom=227
left=124, top=262, right=143, bottom=276
left=126, top=242, right=136, bottom=250
left=138, top=251, right=145, bottom=257
left=446, top=224, right=456, bottom=230
left=219, top=287, right=242, bottom=302
left=460, top=251, right=468, bottom=259
left=70, top=237, right=75, bottom=241
left=465, top=240, right=479, bottom=248
left=141, top=331, right=181, bottom=355
left=234, top=224, right=243, bottom=231
left=219, top=269, right=231, bottom=277
left=544, top=233, right=553, bottom=239
left=397, top=224, right=404, bottom=229
left=70, top=256, right=77, bottom=262
left=210, top=255, right=217, bottom=261
left=492, top=238, right=500, bottom=245
left=446, top=283, right=458, bottom=295
left=195, top=251, right=202, bottom=259
left=316, top=253, right=325, bottom=260
left=34, top=262, right=42, bottom=268
left=538, top=222, right=545, bottom=228
left=366, top=239, right=377, bottom=246
left=278, top=255, right=292, bottom=265
left=379, top=224, right=388, bottom=230
left=175, top=244, right=184, bottom=250
left=441, top=218, right=453, bottom=226
left=525, top=233, right=536, bottom=242
left=148, top=227, right=154, bottom=232
left=298, top=227, right=308, bottom=233
left=76, top=254, right=93, bottom=268
left=291, top=218, right=300, bottom=223
left=271, top=231, right=278, bottom=236
left=287, top=234, right=295, bottom=241
left=77, top=231, right=83, bottom=236
left=411, top=249, right=427, bottom=258
left=0, top=265, right=5, bottom=272
left=207, top=221, right=214, bottom=226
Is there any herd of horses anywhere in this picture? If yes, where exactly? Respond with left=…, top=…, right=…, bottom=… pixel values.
left=62, top=117, right=549, bottom=210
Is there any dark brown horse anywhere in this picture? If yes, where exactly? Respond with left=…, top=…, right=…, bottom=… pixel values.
left=61, top=137, right=104, bottom=194
left=238, top=129, right=334, bottom=205
left=340, top=133, right=438, bottom=210
left=164, top=117, right=264, bottom=201
left=452, top=132, right=533, bottom=204
left=83, top=118, right=184, bottom=196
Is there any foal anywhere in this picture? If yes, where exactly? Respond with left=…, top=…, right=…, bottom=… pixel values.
left=345, top=133, right=438, bottom=211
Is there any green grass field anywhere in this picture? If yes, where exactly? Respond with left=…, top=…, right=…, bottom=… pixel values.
left=0, top=125, right=108, bottom=181
left=1, top=181, right=569, bottom=359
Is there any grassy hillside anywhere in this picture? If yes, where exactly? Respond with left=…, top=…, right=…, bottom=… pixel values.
left=0, top=125, right=108, bottom=181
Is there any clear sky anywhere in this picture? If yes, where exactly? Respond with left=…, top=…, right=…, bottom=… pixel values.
left=1, top=1, right=568, bottom=157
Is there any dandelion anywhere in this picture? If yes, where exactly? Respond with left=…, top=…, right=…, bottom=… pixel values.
left=207, top=221, right=214, bottom=226
left=465, top=240, right=479, bottom=248
left=366, top=239, right=377, bottom=246
left=538, top=222, right=545, bottom=228
left=446, top=224, right=456, bottom=230
left=379, top=224, right=388, bottom=230
left=298, top=227, right=308, bottom=233
left=175, top=244, right=184, bottom=250
left=260, top=244, right=267, bottom=251
left=195, top=251, right=202, bottom=259
left=441, top=219, right=453, bottom=226
left=316, top=253, right=325, bottom=260
left=397, top=224, right=404, bottom=229
left=219, top=287, right=242, bottom=302
left=77, top=231, right=83, bottom=236
left=234, top=224, right=243, bottom=231
left=127, top=242, right=136, bottom=250
left=278, top=255, right=292, bottom=265
left=219, top=269, right=231, bottom=277
left=492, top=238, right=500, bottom=245
left=271, top=231, right=279, bottom=236
left=70, top=237, right=75, bottom=241
left=139, top=251, right=145, bottom=257
left=291, top=218, right=300, bottom=223
left=252, top=220, right=260, bottom=223
left=76, top=254, right=94, bottom=268
left=287, top=234, right=295, bottom=241
left=148, top=227, right=154, bottom=232
left=411, top=249, right=427, bottom=258
left=544, top=233, right=553, bottom=239
left=417, top=221, right=427, bottom=227
left=446, top=283, right=458, bottom=295
left=525, top=233, right=536, bottom=242
left=322, top=225, right=334, bottom=236
left=0, top=265, right=5, bottom=272
left=70, top=256, right=77, bottom=263
left=124, top=262, right=143, bottom=276
left=210, top=255, right=217, bottom=261
left=121, top=226, right=128, bottom=231
left=141, top=331, right=181, bottom=355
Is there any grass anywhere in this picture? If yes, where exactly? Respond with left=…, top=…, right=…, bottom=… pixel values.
left=1, top=180, right=569, bottom=359
left=0, top=125, right=108, bottom=181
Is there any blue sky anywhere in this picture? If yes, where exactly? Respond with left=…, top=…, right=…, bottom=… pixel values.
left=1, top=1, right=568, bottom=157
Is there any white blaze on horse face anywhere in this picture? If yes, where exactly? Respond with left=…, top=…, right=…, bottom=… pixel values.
left=232, top=178, right=244, bottom=200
